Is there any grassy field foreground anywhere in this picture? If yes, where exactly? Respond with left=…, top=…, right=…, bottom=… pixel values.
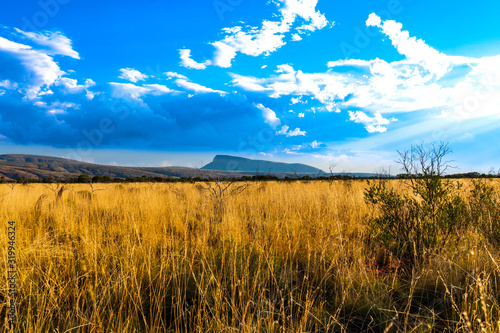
left=1, top=180, right=500, bottom=332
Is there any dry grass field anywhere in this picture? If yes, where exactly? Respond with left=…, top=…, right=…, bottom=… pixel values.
left=1, top=179, right=500, bottom=332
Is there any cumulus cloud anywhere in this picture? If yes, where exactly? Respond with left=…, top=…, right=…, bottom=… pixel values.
left=109, top=83, right=152, bottom=100
left=211, top=21, right=290, bottom=68
left=165, top=71, right=187, bottom=80
left=232, top=64, right=352, bottom=112
left=142, top=84, right=174, bottom=95
left=366, top=13, right=469, bottom=80
left=0, top=36, right=65, bottom=100
left=109, top=82, right=173, bottom=100
left=179, top=49, right=211, bottom=69
left=276, top=64, right=295, bottom=73
left=185, top=0, right=330, bottom=69
left=277, top=125, right=306, bottom=136
left=56, top=77, right=96, bottom=100
left=47, top=101, right=79, bottom=115
left=211, top=41, right=238, bottom=68
left=119, top=68, right=148, bottom=83
left=175, top=79, right=227, bottom=95
left=165, top=72, right=227, bottom=95
left=365, top=13, right=381, bottom=27
left=13, top=29, right=80, bottom=59
left=348, top=111, right=396, bottom=133
left=290, top=128, right=306, bottom=136
left=231, top=12, right=500, bottom=135
left=0, top=27, right=90, bottom=103
left=255, top=103, right=281, bottom=128
left=310, top=140, right=322, bottom=148
left=0, top=79, right=18, bottom=90
left=229, top=74, right=270, bottom=92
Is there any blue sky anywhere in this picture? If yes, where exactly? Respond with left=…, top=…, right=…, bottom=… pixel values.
left=1, top=0, right=500, bottom=173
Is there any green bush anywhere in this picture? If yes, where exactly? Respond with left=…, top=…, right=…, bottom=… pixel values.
left=469, top=179, right=500, bottom=246
left=365, top=143, right=470, bottom=264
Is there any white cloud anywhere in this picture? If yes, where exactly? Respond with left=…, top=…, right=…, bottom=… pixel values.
left=165, top=72, right=227, bottom=95
left=211, top=20, right=290, bottom=68
left=276, top=64, right=295, bottom=73
left=109, top=83, right=150, bottom=100
left=298, top=112, right=305, bottom=118
left=365, top=13, right=381, bottom=27
left=179, top=49, right=211, bottom=69
left=211, top=41, right=238, bottom=68
left=0, top=36, right=65, bottom=100
left=366, top=13, right=469, bottom=80
left=232, top=65, right=353, bottom=112
left=291, top=34, right=302, bottom=41
left=348, top=111, right=396, bottom=133
left=279, top=0, right=329, bottom=32
left=311, top=140, right=321, bottom=148
left=109, top=82, right=173, bottom=100
left=142, top=84, right=174, bottom=95
left=175, top=79, right=226, bottom=95
left=14, top=28, right=80, bottom=59
left=230, top=73, right=269, bottom=92
left=255, top=103, right=281, bottom=128
left=165, top=71, right=187, bottom=80
left=231, top=14, right=500, bottom=127
left=327, top=58, right=376, bottom=68
left=276, top=125, right=289, bottom=135
left=277, top=124, right=306, bottom=137
left=119, top=68, right=148, bottom=83
left=283, top=148, right=302, bottom=155
left=56, top=77, right=96, bottom=100
left=186, top=0, right=329, bottom=68
left=287, top=128, right=306, bottom=137
left=0, top=29, right=91, bottom=103
left=47, top=101, right=79, bottom=115
left=0, top=79, right=17, bottom=90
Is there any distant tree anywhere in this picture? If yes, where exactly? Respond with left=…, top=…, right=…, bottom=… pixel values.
left=92, top=175, right=104, bottom=183
left=77, top=174, right=91, bottom=183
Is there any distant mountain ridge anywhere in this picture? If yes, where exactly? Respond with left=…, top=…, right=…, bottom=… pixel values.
left=0, top=154, right=327, bottom=180
left=0, top=154, right=380, bottom=180
left=0, top=154, right=201, bottom=180
left=201, top=155, right=325, bottom=174
left=0, top=154, right=82, bottom=164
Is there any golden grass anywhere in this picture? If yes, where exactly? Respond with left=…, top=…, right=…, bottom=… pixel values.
left=1, top=180, right=500, bottom=332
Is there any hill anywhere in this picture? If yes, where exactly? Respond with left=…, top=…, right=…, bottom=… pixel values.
left=0, top=154, right=201, bottom=180
left=0, top=154, right=328, bottom=180
left=201, top=155, right=325, bottom=175
left=0, top=154, right=384, bottom=180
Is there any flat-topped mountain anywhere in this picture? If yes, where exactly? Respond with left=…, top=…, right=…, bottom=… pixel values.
left=0, top=154, right=327, bottom=180
left=0, top=154, right=383, bottom=180
left=0, top=154, right=324, bottom=179
left=202, top=155, right=325, bottom=174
